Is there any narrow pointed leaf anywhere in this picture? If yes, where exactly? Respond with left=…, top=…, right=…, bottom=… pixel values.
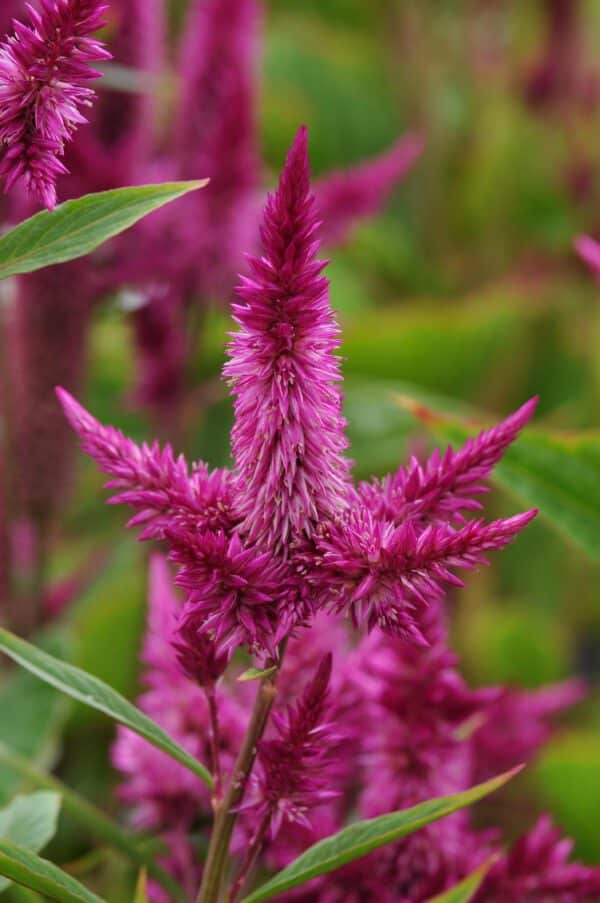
left=426, top=857, right=496, bottom=902
left=0, top=842, right=105, bottom=903
left=0, top=792, right=60, bottom=893
left=401, top=398, right=600, bottom=562
left=0, top=629, right=212, bottom=789
left=133, top=871, right=149, bottom=903
left=0, top=743, right=182, bottom=900
left=0, top=182, right=207, bottom=280
left=241, top=768, right=520, bottom=902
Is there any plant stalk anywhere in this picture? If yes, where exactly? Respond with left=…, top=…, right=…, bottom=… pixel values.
left=195, top=663, right=281, bottom=903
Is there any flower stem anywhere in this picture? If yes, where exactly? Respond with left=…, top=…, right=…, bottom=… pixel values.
left=195, top=656, right=283, bottom=903
left=227, top=810, right=271, bottom=903
left=206, top=687, right=223, bottom=806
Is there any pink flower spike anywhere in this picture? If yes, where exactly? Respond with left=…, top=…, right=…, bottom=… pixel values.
left=314, top=132, right=425, bottom=247
left=225, top=125, right=351, bottom=553
left=55, top=387, right=234, bottom=540
left=575, top=234, right=600, bottom=280
left=0, top=0, right=111, bottom=209
left=360, top=397, right=538, bottom=526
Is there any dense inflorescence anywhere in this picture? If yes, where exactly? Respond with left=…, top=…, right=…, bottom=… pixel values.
left=60, top=127, right=599, bottom=901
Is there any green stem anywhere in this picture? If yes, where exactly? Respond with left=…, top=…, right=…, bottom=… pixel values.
left=195, top=657, right=284, bottom=903
left=227, top=810, right=271, bottom=903
left=0, top=742, right=182, bottom=901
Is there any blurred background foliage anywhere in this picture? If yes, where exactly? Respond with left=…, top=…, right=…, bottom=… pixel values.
left=4, top=0, right=600, bottom=897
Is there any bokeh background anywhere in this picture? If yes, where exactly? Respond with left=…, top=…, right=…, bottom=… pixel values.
left=2, top=0, right=600, bottom=897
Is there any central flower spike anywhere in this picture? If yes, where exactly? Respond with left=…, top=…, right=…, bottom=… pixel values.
left=224, top=126, right=351, bottom=553
left=58, top=126, right=537, bottom=659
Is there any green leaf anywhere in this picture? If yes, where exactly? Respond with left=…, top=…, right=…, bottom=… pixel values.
left=0, top=842, right=104, bottom=903
left=0, top=743, right=182, bottom=900
left=0, top=182, right=207, bottom=280
left=401, top=399, right=600, bottom=562
left=238, top=666, right=277, bottom=683
left=241, top=768, right=520, bottom=903
left=426, top=858, right=496, bottom=902
left=0, top=628, right=212, bottom=790
left=0, top=793, right=60, bottom=894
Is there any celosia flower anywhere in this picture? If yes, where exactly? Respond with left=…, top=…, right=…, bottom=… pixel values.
left=314, top=510, right=536, bottom=641
left=245, top=654, right=341, bottom=837
left=313, top=134, right=424, bottom=247
left=59, top=126, right=536, bottom=657
left=224, top=126, right=351, bottom=552
left=170, top=530, right=291, bottom=656
left=0, top=0, right=110, bottom=209
left=477, top=816, right=600, bottom=903
left=472, top=678, right=586, bottom=781
left=358, top=397, right=537, bottom=526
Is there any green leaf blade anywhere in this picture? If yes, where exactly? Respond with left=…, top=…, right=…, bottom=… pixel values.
left=0, top=792, right=61, bottom=894
left=0, top=181, right=207, bottom=280
left=0, top=628, right=212, bottom=790
left=0, top=842, right=105, bottom=903
left=426, top=857, right=496, bottom=902
left=242, top=769, right=520, bottom=903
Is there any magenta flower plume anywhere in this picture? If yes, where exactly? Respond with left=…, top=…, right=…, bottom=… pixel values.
left=59, top=127, right=536, bottom=656
left=225, top=126, right=351, bottom=552
left=56, top=387, right=235, bottom=541
left=0, top=0, right=110, bottom=209
left=359, top=397, right=538, bottom=526
left=478, top=816, right=600, bottom=903
left=247, top=654, right=341, bottom=837
left=575, top=234, right=600, bottom=281
left=315, top=509, right=536, bottom=640
left=314, top=133, right=424, bottom=247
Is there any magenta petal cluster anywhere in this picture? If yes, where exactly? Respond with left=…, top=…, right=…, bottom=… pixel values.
left=59, top=127, right=536, bottom=660
left=575, top=234, right=600, bottom=280
left=0, top=0, right=110, bottom=209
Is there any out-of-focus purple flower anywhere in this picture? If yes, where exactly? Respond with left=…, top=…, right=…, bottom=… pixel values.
left=246, top=654, right=341, bottom=837
left=477, top=816, right=600, bottom=903
left=472, top=678, right=586, bottom=781
left=354, top=631, right=498, bottom=819
left=225, top=126, right=351, bottom=553
left=0, top=0, right=110, bottom=209
left=315, top=510, right=536, bottom=641
left=575, top=235, right=600, bottom=281
left=313, top=134, right=424, bottom=247
left=60, top=127, right=535, bottom=657
left=358, top=398, right=537, bottom=526
left=9, top=261, right=97, bottom=533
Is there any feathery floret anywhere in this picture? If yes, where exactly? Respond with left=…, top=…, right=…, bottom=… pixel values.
left=225, top=126, right=351, bottom=552
left=56, top=387, right=234, bottom=539
left=248, top=654, right=340, bottom=836
left=0, top=0, right=110, bottom=209
left=315, top=508, right=537, bottom=640
left=170, top=530, right=290, bottom=656
left=575, top=234, right=600, bottom=280
left=359, top=398, right=538, bottom=526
